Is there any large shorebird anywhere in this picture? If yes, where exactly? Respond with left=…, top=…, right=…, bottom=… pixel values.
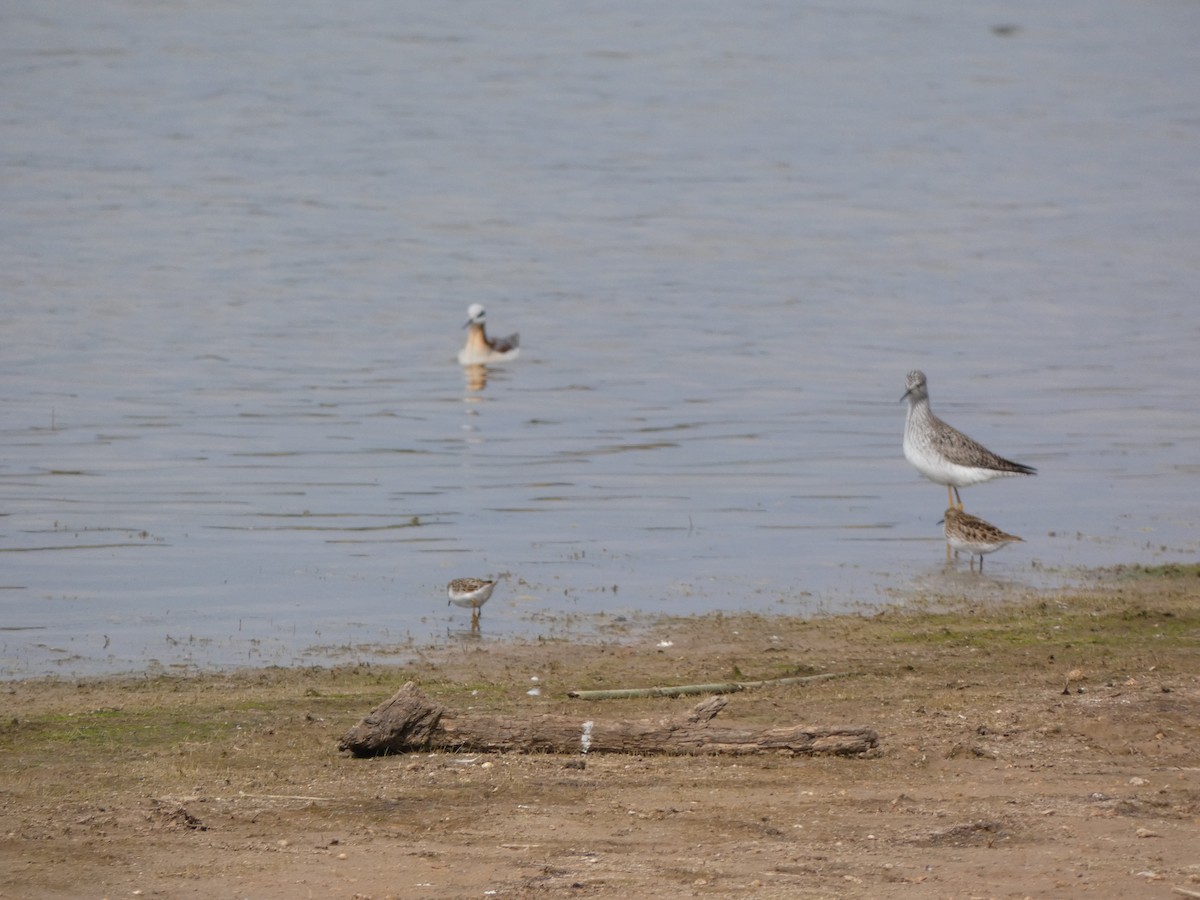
left=901, top=370, right=1035, bottom=511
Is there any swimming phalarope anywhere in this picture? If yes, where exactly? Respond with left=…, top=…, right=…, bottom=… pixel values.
left=447, top=577, right=496, bottom=626
left=939, top=507, right=1024, bottom=572
left=457, top=304, right=519, bottom=365
left=901, top=370, right=1036, bottom=511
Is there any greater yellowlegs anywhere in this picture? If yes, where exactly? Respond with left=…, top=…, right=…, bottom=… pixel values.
left=457, top=304, right=520, bottom=365
left=902, top=370, right=1035, bottom=511
left=940, top=507, right=1023, bottom=572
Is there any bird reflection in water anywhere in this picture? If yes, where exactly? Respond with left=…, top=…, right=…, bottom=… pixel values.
left=464, top=363, right=488, bottom=392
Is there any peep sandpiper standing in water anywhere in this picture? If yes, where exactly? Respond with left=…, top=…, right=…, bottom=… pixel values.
left=940, top=507, right=1023, bottom=572
left=447, top=577, right=496, bottom=628
left=901, top=370, right=1036, bottom=511
left=457, top=304, right=519, bottom=365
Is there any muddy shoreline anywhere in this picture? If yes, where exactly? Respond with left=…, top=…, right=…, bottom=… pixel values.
left=2, top=566, right=1198, bottom=898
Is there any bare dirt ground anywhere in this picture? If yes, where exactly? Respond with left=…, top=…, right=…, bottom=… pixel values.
left=2, top=566, right=1198, bottom=899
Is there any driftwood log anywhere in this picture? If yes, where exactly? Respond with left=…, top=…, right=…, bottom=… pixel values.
left=337, top=682, right=878, bottom=759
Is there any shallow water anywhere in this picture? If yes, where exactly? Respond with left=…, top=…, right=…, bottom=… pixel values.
left=2, top=0, right=1199, bottom=677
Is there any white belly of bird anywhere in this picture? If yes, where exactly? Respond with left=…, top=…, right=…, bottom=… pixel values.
left=457, top=345, right=519, bottom=365
left=903, top=437, right=1001, bottom=488
left=946, top=532, right=1008, bottom=556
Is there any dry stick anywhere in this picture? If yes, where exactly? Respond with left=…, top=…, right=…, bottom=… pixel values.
left=566, top=671, right=853, bottom=700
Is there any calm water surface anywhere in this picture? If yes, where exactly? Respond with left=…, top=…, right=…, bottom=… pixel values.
left=3, top=1, right=1199, bottom=676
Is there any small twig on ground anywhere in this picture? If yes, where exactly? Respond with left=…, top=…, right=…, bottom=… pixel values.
left=566, top=671, right=853, bottom=700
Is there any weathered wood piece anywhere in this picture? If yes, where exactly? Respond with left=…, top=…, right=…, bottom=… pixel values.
left=336, top=680, right=447, bottom=757
left=337, top=682, right=878, bottom=759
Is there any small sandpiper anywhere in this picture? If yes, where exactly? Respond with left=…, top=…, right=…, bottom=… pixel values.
left=447, top=577, right=496, bottom=626
left=457, top=304, right=519, bottom=365
left=901, top=370, right=1036, bottom=511
left=940, top=507, right=1023, bottom=572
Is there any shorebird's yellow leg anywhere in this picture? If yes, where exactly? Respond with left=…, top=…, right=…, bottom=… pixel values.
left=952, top=486, right=964, bottom=511
left=944, top=485, right=959, bottom=559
